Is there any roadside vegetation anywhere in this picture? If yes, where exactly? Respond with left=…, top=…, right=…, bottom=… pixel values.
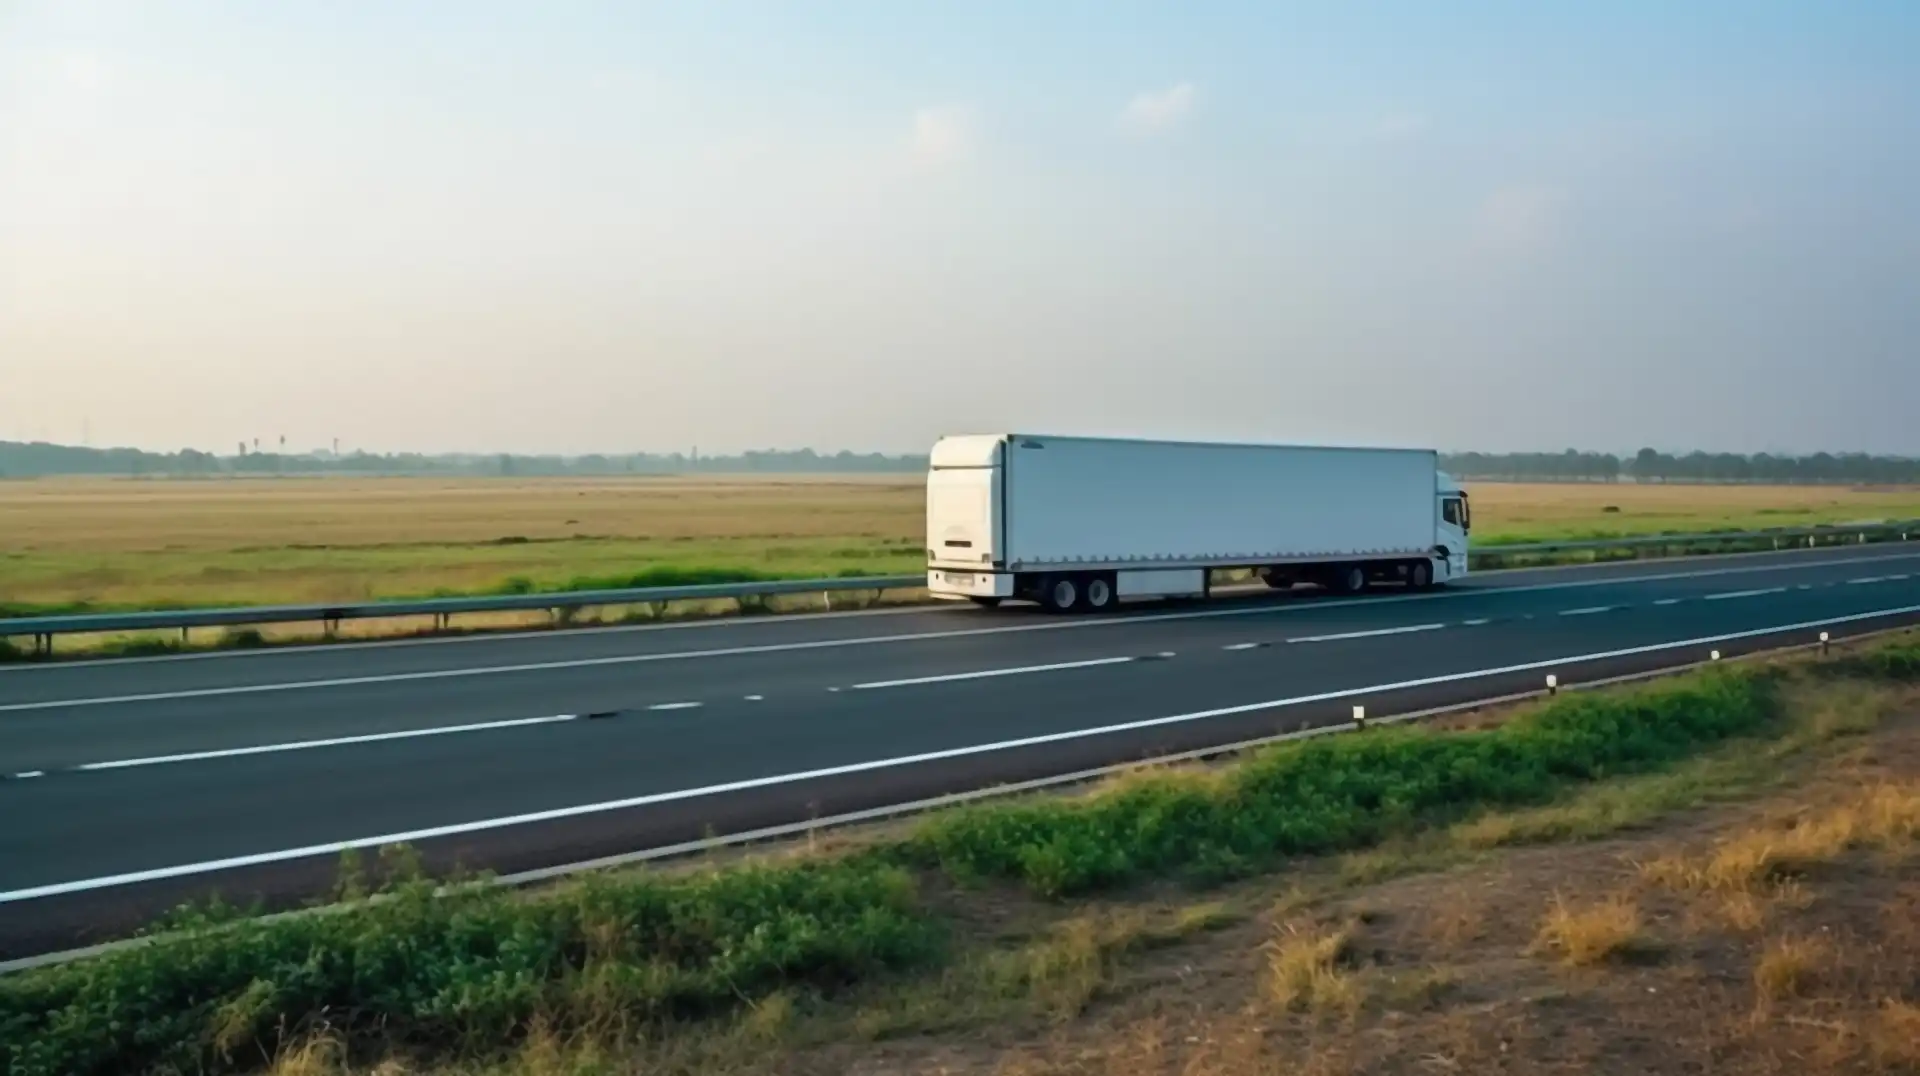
left=5, top=634, right=1917, bottom=1076
left=3, top=477, right=1917, bottom=662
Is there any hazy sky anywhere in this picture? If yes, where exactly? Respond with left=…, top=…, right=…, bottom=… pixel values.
left=4, top=2, right=1917, bottom=457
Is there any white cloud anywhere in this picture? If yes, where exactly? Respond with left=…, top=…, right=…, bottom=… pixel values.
left=1476, top=184, right=1570, bottom=253
left=1118, top=82, right=1196, bottom=134
left=910, top=105, right=979, bottom=166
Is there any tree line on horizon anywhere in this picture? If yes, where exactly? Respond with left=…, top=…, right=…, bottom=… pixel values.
left=0, top=440, right=1915, bottom=484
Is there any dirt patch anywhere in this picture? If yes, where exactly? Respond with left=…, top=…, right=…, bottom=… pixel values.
left=738, top=712, right=1920, bottom=1076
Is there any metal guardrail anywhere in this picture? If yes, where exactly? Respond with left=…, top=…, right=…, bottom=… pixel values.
left=3, top=521, right=1916, bottom=655
left=1478, top=519, right=1920, bottom=557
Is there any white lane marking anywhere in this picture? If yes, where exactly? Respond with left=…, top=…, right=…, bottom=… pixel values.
left=1559, top=606, right=1614, bottom=616
left=10, top=550, right=1920, bottom=714
left=9, top=771, right=44, bottom=780
left=645, top=702, right=703, bottom=712
left=1223, top=642, right=1263, bottom=651
left=1288, top=623, right=1446, bottom=644
left=744, top=695, right=765, bottom=702
left=850, top=656, right=1136, bottom=691
left=1461, top=618, right=1491, bottom=626
left=1654, top=598, right=1683, bottom=606
left=7, top=547, right=1917, bottom=678
left=1847, top=577, right=1886, bottom=585
left=1705, top=587, right=1789, bottom=601
left=8, top=601, right=1918, bottom=905
left=68, top=715, right=580, bottom=773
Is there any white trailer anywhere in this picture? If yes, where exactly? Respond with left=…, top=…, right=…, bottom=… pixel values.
left=925, top=433, right=1471, bottom=612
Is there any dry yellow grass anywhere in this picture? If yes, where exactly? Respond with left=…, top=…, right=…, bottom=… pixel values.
left=1262, top=920, right=1366, bottom=1016
left=1752, top=934, right=1831, bottom=1004
left=1643, top=780, right=1920, bottom=895
left=1530, top=891, right=1646, bottom=966
left=2, top=476, right=1917, bottom=614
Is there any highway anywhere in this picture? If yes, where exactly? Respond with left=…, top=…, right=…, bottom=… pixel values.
left=3, top=543, right=1920, bottom=960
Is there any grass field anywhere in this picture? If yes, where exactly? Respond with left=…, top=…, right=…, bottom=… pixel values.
left=2, top=476, right=1918, bottom=616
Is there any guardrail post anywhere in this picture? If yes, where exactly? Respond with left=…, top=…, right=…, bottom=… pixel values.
left=35, top=633, right=51, bottom=658
left=436, top=613, right=450, bottom=632
left=823, top=589, right=833, bottom=612
left=180, top=626, right=189, bottom=646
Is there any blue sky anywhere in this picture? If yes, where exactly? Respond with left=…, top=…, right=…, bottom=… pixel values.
left=3, top=1, right=1916, bottom=455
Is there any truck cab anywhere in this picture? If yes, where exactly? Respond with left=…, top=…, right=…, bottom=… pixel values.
left=1436, top=473, right=1471, bottom=582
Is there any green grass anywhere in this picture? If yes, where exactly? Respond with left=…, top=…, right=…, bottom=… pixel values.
left=903, top=669, right=1778, bottom=897
left=0, top=857, right=941, bottom=1076
left=6, top=651, right=1870, bottom=1076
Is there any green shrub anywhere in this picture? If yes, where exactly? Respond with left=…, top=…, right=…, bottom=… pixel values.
left=1822, top=642, right=1920, bottom=681
left=907, top=670, right=1777, bottom=897
left=0, top=860, right=939, bottom=1076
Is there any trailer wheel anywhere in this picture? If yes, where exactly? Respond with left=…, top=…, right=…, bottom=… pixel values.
left=1408, top=559, right=1433, bottom=590
left=1041, top=576, right=1081, bottom=614
left=1084, top=574, right=1115, bottom=611
left=1330, top=565, right=1368, bottom=594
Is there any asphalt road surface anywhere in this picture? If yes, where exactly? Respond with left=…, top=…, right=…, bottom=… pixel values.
left=4, top=543, right=1920, bottom=959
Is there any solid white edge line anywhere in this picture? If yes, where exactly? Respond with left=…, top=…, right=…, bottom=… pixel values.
left=850, top=655, right=1136, bottom=690
left=71, top=715, right=580, bottom=772
left=1286, top=623, right=1446, bottom=644
left=8, top=549, right=1920, bottom=701
left=5, top=601, right=1919, bottom=906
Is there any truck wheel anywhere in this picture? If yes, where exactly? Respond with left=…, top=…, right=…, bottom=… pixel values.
left=1330, top=565, right=1368, bottom=594
left=1041, top=576, right=1081, bottom=614
left=1084, top=574, right=1115, bottom=611
left=1408, top=560, right=1433, bottom=590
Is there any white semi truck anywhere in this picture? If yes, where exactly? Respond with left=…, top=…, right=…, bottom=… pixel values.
left=925, top=433, right=1471, bottom=612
